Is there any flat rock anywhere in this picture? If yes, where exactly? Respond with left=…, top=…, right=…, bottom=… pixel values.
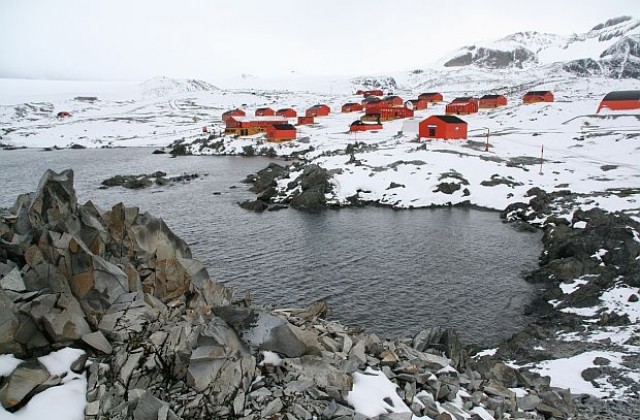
left=0, top=360, right=50, bottom=411
left=0, top=267, right=26, bottom=292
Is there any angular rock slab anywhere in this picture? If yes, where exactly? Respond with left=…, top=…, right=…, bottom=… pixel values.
left=28, top=169, right=79, bottom=233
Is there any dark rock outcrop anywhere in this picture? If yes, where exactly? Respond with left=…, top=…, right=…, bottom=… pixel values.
left=240, top=162, right=333, bottom=212
left=100, top=172, right=201, bottom=190
left=444, top=46, right=537, bottom=69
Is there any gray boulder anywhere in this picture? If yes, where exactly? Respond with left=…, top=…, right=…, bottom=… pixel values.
left=282, top=355, right=353, bottom=391
left=213, top=306, right=322, bottom=357
left=42, top=309, right=92, bottom=342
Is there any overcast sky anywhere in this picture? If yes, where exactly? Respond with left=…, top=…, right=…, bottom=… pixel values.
left=0, top=0, right=637, bottom=82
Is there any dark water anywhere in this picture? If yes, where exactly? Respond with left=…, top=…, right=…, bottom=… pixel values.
left=0, top=148, right=542, bottom=346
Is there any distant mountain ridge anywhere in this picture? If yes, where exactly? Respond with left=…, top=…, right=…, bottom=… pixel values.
left=348, top=16, right=640, bottom=94
left=438, top=16, right=639, bottom=78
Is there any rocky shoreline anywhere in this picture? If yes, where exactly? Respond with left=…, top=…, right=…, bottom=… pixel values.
left=238, top=161, right=495, bottom=213
left=1, top=169, right=639, bottom=419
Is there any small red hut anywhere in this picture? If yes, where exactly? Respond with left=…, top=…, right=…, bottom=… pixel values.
left=597, top=91, right=640, bottom=113
left=349, top=120, right=383, bottom=132
left=276, top=108, right=297, bottom=118
left=405, top=99, right=428, bottom=110
left=255, top=107, right=275, bottom=116
left=383, top=95, right=404, bottom=107
left=297, top=116, right=315, bottom=125
left=418, top=92, right=444, bottom=103
left=363, top=106, right=414, bottom=122
left=359, top=89, right=384, bottom=97
left=523, top=91, right=554, bottom=104
left=222, top=108, right=246, bottom=122
left=418, top=115, right=467, bottom=140
left=306, top=104, right=330, bottom=117
left=445, top=97, right=479, bottom=115
left=342, top=102, right=363, bottom=113
left=479, top=94, right=507, bottom=108
left=266, top=123, right=297, bottom=142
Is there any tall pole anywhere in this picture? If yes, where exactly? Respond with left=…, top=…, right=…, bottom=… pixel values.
left=539, top=144, right=544, bottom=175
left=484, top=128, right=490, bottom=152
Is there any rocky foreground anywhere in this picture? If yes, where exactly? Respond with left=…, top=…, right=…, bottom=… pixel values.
left=1, top=170, right=639, bottom=419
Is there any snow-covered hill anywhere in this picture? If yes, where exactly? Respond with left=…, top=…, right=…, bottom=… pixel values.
left=140, top=76, right=219, bottom=98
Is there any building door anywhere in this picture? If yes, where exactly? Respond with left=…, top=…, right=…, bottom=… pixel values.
left=428, top=126, right=436, bottom=137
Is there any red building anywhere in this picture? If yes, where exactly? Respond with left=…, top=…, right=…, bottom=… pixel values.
left=597, top=91, right=640, bottom=113
left=306, top=104, right=330, bottom=117
left=362, top=96, right=383, bottom=110
left=349, top=120, right=383, bottom=132
left=225, top=116, right=288, bottom=136
left=297, top=116, right=315, bottom=125
left=276, top=108, right=297, bottom=118
left=405, top=99, right=428, bottom=110
left=342, top=102, right=363, bottom=113
left=418, top=92, right=444, bottom=103
left=523, top=91, right=554, bottom=104
left=445, top=97, right=479, bottom=115
left=383, top=95, right=404, bottom=107
left=479, top=94, right=508, bottom=108
left=222, top=108, right=245, bottom=122
left=363, top=106, right=414, bottom=122
left=266, top=124, right=297, bottom=142
left=255, top=107, right=275, bottom=116
left=357, top=89, right=384, bottom=97
left=418, top=115, right=467, bottom=140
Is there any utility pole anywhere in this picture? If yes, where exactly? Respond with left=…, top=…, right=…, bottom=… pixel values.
left=539, top=144, right=544, bottom=175
left=484, top=127, right=490, bottom=152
